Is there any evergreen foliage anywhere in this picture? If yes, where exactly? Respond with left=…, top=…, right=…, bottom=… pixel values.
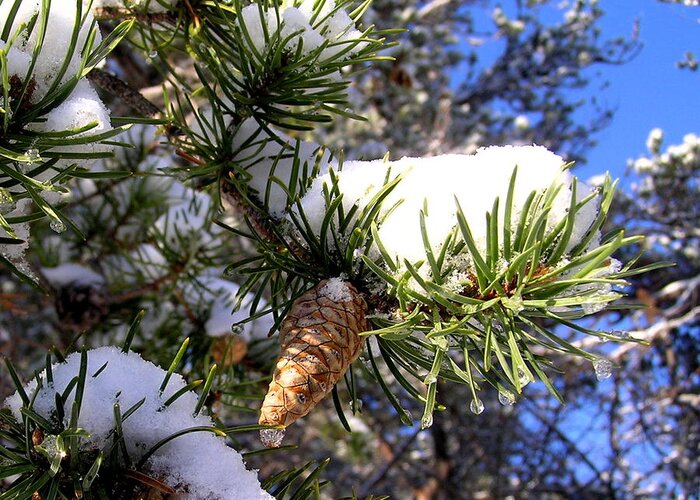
left=0, top=0, right=692, bottom=498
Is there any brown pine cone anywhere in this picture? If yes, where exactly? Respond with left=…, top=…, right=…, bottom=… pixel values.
left=210, top=335, right=248, bottom=367
left=259, top=278, right=369, bottom=434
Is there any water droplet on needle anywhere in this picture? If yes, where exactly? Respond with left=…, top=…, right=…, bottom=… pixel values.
left=498, top=390, right=516, bottom=406
left=49, top=219, right=66, bottom=233
left=593, top=358, right=613, bottom=381
left=470, top=398, right=484, bottom=415
left=25, top=148, right=40, bottom=163
left=259, top=428, right=285, bottom=448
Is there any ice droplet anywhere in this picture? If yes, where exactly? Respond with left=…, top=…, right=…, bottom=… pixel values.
left=230, top=323, right=243, bottom=335
left=424, top=373, right=438, bottom=385
left=49, top=219, right=66, bottom=233
left=582, top=300, right=607, bottom=315
left=349, top=399, right=363, bottom=413
left=611, top=329, right=630, bottom=340
left=0, top=197, right=16, bottom=215
left=518, top=368, right=532, bottom=387
left=593, top=358, right=613, bottom=381
left=421, top=413, right=433, bottom=429
left=360, top=356, right=372, bottom=371
left=148, top=49, right=158, bottom=58
left=259, top=428, right=285, bottom=448
left=469, top=398, right=484, bottom=415
left=25, top=148, right=40, bottom=163
left=498, top=390, right=516, bottom=406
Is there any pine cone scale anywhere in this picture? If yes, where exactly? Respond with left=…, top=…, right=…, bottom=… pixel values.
left=259, top=279, right=369, bottom=434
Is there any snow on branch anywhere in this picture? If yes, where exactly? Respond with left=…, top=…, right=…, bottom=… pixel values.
left=4, top=347, right=272, bottom=499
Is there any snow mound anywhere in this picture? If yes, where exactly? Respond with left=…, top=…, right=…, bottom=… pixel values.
left=4, top=347, right=272, bottom=499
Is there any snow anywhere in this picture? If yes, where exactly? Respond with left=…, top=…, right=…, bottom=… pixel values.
left=28, top=79, right=113, bottom=169
left=185, top=276, right=274, bottom=339
left=0, top=43, right=32, bottom=83
left=154, top=187, right=220, bottom=250
left=237, top=0, right=365, bottom=60
left=231, top=118, right=332, bottom=217
left=0, top=198, right=33, bottom=262
left=4, top=347, right=272, bottom=499
left=2, top=1, right=112, bottom=164
left=42, top=263, right=105, bottom=288
left=319, top=276, right=354, bottom=302
left=239, top=4, right=279, bottom=54
left=281, top=8, right=325, bottom=51
left=0, top=0, right=100, bottom=100
left=646, top=127, right=664, bottom=154
left=40, top=80, right=111, bottom=135
left=0, top=0, right=113, bottom=267
left=291, top=145, right=602, bottom=290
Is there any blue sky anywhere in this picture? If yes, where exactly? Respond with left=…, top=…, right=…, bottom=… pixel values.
left=579, top=1, right=699, bottom=181
left=454, top=1, right=698, bottom=182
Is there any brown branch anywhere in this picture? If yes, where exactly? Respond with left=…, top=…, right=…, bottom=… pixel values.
left=219, top=175, right=286, bottom=248
left=87, top=68, right=162, bottom=118
left=93, top=7, right=176, bottom=24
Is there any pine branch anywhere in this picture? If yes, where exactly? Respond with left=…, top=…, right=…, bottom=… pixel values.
left=86, top=68, right=161, bottom=118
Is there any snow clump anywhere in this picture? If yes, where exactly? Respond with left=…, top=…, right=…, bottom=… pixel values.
left=0, top=0, right=97, bottom=99
left=230, top=118, right=332, bottom=216
left=4, top=347, right=273, bottom=499
left=237, top=0, right=366, bottom=61
left=0, top=0, right=112, bottom=159
left=293, top=145, right=600, bottom=283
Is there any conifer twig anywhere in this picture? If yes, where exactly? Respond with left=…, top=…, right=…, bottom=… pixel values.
left=87, top=68, right=162, bottom=118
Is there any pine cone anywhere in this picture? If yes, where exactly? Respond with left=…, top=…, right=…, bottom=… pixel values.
left=259, top=278, right=369, bottom=432
left=210, top=335, right=248, bottom=367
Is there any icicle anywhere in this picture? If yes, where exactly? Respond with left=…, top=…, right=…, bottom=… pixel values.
left=518, top=368, right=532, bottom=387
left=349, top=399, right=363, bottom=413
